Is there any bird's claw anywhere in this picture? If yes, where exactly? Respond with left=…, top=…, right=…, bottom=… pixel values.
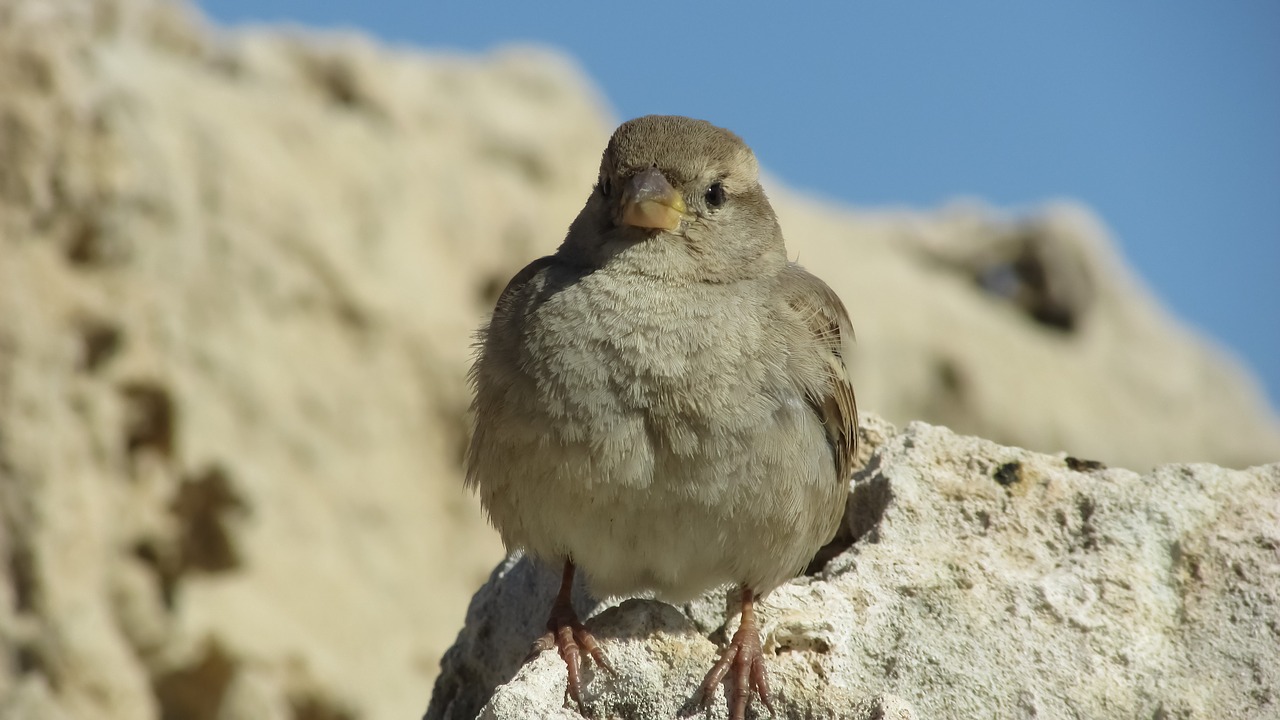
left=698, top=590, right=775, bottom=720
left=530, top=614, right=612, bottom=713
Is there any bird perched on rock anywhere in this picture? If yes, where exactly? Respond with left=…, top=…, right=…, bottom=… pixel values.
left=467, top=115, right=858, bottom=720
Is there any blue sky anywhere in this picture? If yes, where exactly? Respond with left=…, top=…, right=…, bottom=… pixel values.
left=200, top=2, right=1280, bottom=409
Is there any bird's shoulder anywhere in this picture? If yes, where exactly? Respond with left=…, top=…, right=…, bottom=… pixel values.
left=486, top=254, right=603, bottom=332
left=492, top=255, right=565, bottom=311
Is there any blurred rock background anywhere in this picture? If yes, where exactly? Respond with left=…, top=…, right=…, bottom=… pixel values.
left=0, top=2, right=1276, bottom=719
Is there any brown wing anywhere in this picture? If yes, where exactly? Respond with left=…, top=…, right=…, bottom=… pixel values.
left=779, top=263, right=859, bottom=481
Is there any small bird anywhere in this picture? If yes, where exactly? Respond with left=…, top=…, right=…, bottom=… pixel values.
left=466, top=115, right=858, bottom=719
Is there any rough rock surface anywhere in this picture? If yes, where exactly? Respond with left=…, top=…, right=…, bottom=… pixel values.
left=430, top=416, right=1280, bottom=720
left=0, top=2, right=1278, bottom=720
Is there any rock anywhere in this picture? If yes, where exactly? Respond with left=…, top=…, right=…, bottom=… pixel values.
left=432, top=416, right=1280, bottom=720
left=1, top=1, right=1278, bottom=720
left=471, top=595, right=918, bottom=720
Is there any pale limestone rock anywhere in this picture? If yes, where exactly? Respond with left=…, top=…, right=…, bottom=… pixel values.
left=432, top=416, right=1279, bottom=720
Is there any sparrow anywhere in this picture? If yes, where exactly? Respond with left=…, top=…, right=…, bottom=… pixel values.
left=466, top=114, right=858, bottom=720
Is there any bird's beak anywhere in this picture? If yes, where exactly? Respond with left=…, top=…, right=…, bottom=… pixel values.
left=620, top=167, right=687, bottom=231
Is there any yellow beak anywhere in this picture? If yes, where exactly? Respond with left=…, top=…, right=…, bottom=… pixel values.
left=620, top=167, right=687, bottom=231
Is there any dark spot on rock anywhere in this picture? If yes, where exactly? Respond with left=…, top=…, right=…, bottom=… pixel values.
left=1185, top=554, right=1202, bottom=583
left=936, top=358, right=966, bottom=397
left=121, top=381, right=176, bottom=460
left=333, top=298, right=369, bottom=332
left=153, top=640, right=237, bottom=720
left=65, top=216, right=103, bottom=266
left=302, top=55, right=382, bottom=118
left=847, top=472, right=892, bottom=544
left=993, top=461, right=1022, bottom=487
left=1011, top=240, right=1077, bottom=330
left=14, top=642, right=45, bottom=677
left=132, top=540, right=181, bottom=610
left=65, top=215, right=131, bottom=267
left=1169, top=542, right=1195, bottom=584
left=10, top=48, right=55, bottom=92
left=8, top=544, right=37, bottom=613
left=774, top=635, right=831, bottom=655
left=1065, top=456, right=1106, bottom=472
left=1078, top=496, right=1095, bottom=524
left=291, top=693, right=356, bottom=720
left=881, top=655, right=900, bottom=680
left=1077, top=496, right=1099, bottom=551
left=317, top=61, right=361, bottom=108
left=973, top=509, right=991, bottom=532
left=1152, top=701, right=1193, bottom=720
left=173, top=466, right=248, bottom=574
left=129, top=467, right=246, bottom=610
left=296, top=52, right=358, bottom=109
left=804, top=521, right=852, bottom=576
left=972, top=226, right=1095, bottom=333
left=78, top=318, right=123, bottom=373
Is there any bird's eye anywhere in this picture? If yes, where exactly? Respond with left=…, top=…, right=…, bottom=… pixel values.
left=705, top=182, right=726, bottom=208
left=600, top=177, right=612, bottom=197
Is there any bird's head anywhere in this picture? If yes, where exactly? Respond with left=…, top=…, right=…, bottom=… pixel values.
left=560, top=115, right=787, bottom=283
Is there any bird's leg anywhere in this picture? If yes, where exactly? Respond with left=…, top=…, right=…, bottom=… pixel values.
left=699, top=585, right=776, bottom=720
left=530, top=559, right=612, bottom=712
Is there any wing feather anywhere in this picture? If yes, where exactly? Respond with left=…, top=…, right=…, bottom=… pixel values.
left=778, top=263, right=859, bottom=481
